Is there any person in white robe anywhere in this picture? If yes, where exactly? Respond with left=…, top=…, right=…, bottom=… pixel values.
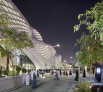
left=56, top=70, right=60, bottom=80
left=31, top=69, right=35, bottom=81
left=26, top=70, right=30, bottom=86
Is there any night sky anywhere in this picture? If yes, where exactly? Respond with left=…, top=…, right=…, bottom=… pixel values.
left=12, top=0, right=101, bottom=63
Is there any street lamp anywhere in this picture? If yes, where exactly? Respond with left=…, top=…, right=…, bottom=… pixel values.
left=70, top=57, right=75, bottom=64
left=70, top=56, right=76, bottom=76
left=53, top=44, right=60, bottom=47
left=70, top=56, right=80, bottom=78
left=50, top=44, right=60, bottom=69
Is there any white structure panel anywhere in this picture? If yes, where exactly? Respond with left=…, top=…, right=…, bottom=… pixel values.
left=0, top=0, right=62, bottom=69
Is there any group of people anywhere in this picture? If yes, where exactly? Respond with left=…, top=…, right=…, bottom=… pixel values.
left=25, top=69, right=37, bottom=88
left=37, top=69, right=45, bottom=77
left=62, top=70, right=72, bottom=76
left=50, top=69, right=73, bottom=80
left=25, top=69, right=73, bottom=86
left=51, top=70, right=60, bottom=80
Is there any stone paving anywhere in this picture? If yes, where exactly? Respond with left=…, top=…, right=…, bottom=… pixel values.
left=10, top=73, right=99, bottom=92
left=10, top=75, right=76, bottom=92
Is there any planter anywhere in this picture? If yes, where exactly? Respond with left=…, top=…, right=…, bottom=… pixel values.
left=0, top=75, right=26, bottom=92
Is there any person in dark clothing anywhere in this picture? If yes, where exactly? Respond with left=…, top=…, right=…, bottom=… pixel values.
left=31, top=72, right=37, bottom=88
left=41, top=70, right=44, bottom=77
left=69, top=69, right=72, bottom=75
left=75, top=69, right=79, bottom=81
left=92, top=66, right=95, bottom=74
left=63, top=71, right=65, bottom=75
left=51, top=70, right=54, bottom=75
left=66, top=71, right=68, bottom=76
left=83, top=69, right=86, bottom=77
left=37, top=70, right=39, bottom=77
left=60, top=70, right=61, bottom=75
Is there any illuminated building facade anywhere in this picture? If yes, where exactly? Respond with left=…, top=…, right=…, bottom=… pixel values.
left=0, top=0, right=62, bottom=70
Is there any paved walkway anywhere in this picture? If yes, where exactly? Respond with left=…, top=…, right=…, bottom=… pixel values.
left=11, top=75, right=76, bottom=92
left=10, top=73, right=100, bottom=92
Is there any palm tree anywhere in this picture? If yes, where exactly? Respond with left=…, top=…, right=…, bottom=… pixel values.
left=0, top=29, right=33, bottom=72
left=0, top=9, right=33, bottom=73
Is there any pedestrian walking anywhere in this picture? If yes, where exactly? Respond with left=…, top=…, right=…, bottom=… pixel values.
left=83, top=69, right=86, bottom=77
left=51, top=70, right=54, bottom=79
left=60, top=69, right=61, bottom=75
left=66, top=71, right=68, bottom=76
left=41, top=69, right=44, bottom=77
left=26, top=70, right=30, bottom=86
left=31, top=69, right=35, bottom=81
left=75, top=69, right=79, bottom=81
left=31, top=72, right=37, bottom=88
left=39, top=69, right=41, bottom=77
left=92, top=66, right=95, bottom=74
left=37, top=70, right=39, bottom=77
left=69, top=69, right=72, bottom=75
left=54, top=71, right=57, bottom=80
left=54, top=70, right=59, bottom=80
left=56, top=70, right=60, bottom=80
left=29, top=70, right=31, bottom=84
left=63, top=71, right=65, bottom=75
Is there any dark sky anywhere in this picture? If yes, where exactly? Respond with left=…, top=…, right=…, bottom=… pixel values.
left=12, top=0, right=101, bottom=63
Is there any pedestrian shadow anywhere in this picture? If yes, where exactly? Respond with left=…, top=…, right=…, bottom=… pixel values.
left=36, top=82, right=44, bottom=88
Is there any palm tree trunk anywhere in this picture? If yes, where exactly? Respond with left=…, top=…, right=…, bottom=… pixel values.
left=89, top=65, right=92, bottom=82
left=6, top=47, right=9, bottom=72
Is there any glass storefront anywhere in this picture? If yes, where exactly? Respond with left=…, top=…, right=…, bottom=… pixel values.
left=20, top=53, right=35, bottom=70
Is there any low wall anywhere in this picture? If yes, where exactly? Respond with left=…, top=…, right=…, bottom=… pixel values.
left=0, top=75, right=26, bottom=92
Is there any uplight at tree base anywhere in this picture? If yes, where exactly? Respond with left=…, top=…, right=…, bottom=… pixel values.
left=95, top=65, right=101, bottom=82
left=97, top=68, right=100, bottom=74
